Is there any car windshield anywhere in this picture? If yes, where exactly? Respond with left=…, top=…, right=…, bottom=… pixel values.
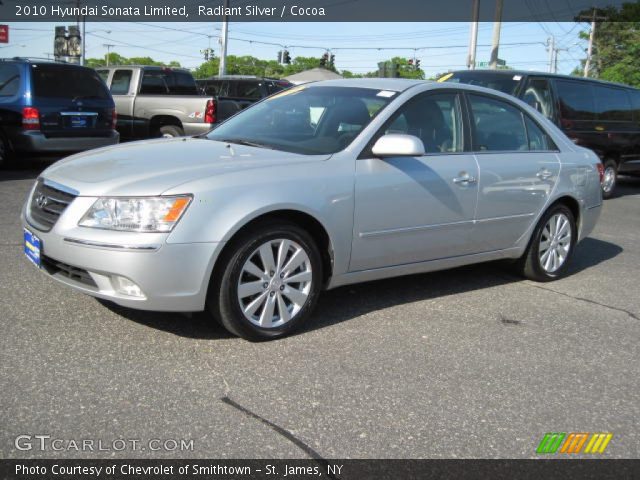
left=440, top=71, right=521, bottom=95
left=207, top=86, right=396, bottom=155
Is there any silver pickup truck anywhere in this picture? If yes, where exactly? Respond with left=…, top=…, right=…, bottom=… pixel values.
left=96, top=66, right=214, bottom=139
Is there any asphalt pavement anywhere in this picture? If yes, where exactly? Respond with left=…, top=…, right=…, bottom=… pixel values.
left=1, top=164, right=639, bottom=459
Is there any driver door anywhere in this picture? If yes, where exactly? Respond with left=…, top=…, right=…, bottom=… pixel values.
left=350, top=92, right=479, bottom=271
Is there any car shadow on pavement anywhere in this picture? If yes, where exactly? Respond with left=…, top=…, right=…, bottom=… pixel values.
left=98, top=237, right=621, bottom=340
left=613, top=175, right=640, bottom=198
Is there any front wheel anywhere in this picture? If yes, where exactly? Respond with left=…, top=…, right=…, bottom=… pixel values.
left=601, top=158, right=618, bottom=199
left=518, top=204, right=577, bottom=282
left=208, top=222, right=323, bottom=341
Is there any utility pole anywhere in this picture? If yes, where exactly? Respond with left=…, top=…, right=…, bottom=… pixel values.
left=489, top=0, right=503, bottom=70
left=103, top=44, right=114, bottom=66
left=81, top=16, right=86, bottom=66
left=547, top=36, right=555, bottom=73
left=467, top=0, right=480, bottom=69
left=218, top=0, right=229, bottom=76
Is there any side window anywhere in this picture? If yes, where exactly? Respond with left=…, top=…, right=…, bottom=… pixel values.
left=524, top=115, right=554, bottom=151
left=0, top=64, right=20, bottom=97
left=522, top=77, right=554, bottom=120
left=110, top=70, right=132, bottom=95
left=383, top=92, right=463, bottom=153
left=140, top=71, right=169, bottom=95
left=594, top=85, right=632, bottom=121
left=554, top=80, right=596, bottom=121
left=96, top=69, right=109, bottom=84
left=468, top=94, right=528, bottom=151
left=171, top=72, right=198, bottom=95
left=235, top=81, right=263, bottom=99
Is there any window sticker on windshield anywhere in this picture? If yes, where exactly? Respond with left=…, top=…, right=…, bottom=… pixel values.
left=266, top=85, right=305, bottom=101
left=437, top=73, right=454, bottom=82
left=377, top=90, right=396, bottom=98
left=513, top=75, right=522, bottom=81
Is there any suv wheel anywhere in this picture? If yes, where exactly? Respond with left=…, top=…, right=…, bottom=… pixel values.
left=602, top=158, right=618, bottom=199
left=158, top=125, right=184, bottom=138
left=208, top=221, right=322, bottom=341
left=518, top=204, right=576, bottom=282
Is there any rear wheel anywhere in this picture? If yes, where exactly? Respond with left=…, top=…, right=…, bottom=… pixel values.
left=518, top=204, right=576, bottom=282
left=601, top=158, right=618, bottom=199
left=208, top=222, right=323, bottom=341
left=158, top=125, right=184, bottom=138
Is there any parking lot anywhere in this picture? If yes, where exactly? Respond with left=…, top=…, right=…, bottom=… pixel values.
left=1, top=164, right=639, bottom=459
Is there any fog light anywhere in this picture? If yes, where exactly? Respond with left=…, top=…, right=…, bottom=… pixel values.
left=112, top=276, right=144, bottom=298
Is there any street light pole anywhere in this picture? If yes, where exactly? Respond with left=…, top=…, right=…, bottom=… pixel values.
left=218, top=0, right=229, bottom=76
left=103, top=44, right=115, bottom=66
left=584, top=9, right=597, bottom=77
left=489, top=0, right=503, bottom=70
left=467, top=0, right=480, bottom=70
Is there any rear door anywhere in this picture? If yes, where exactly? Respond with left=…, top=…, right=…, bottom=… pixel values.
left=30, top=64, right=114, bottom=137
left=467, top=92, right=560, bottom=251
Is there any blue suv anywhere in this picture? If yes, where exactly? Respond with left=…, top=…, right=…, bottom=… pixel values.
left=0, top=58, right=119, bottom=168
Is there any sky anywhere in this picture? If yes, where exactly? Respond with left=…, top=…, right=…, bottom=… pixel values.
left=1, top=21, right=588, bottom=78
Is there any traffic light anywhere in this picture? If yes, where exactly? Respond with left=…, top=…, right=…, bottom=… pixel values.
left=415, top=59, right=421, bottom=70
left=277, top=50, right=283, bottom=63
left=320, top=52, right=329, bottom=67
left=283, top=50, right=291, bottom=64
left=329, top=54, right=335, bottom=67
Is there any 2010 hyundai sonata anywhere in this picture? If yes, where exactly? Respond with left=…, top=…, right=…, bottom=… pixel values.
left=22, top=79, right=603, bottom=340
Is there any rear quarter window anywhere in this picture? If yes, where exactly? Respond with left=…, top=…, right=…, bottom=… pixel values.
left=593, top=85, right=633, bottom=121
left=0, top=64, right=20, bottom=97
left=31, top=65, right=109, bottom=99
left=140, top=70, right=198, bottom=95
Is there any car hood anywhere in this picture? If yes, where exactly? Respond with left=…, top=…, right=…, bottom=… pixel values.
left=41, top=137, right=331, bottom=196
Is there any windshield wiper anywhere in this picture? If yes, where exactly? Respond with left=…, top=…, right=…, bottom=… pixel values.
left=216, top=138, right=275, bottom=149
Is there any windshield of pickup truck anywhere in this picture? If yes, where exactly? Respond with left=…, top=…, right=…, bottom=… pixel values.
left=439, top=71, right=521, bottom=95
left=207, top=86, right=396, bottom=155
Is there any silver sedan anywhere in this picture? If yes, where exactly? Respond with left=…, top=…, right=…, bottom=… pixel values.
left=21, top=79, right=603, bottom=340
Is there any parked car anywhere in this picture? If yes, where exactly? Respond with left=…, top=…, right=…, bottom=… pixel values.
left=96, top=65, right=215, bottom=139
left=196, top=75, right=293, bottom=123
left=22, top=79, right=602, bottom=340
left=440, top=70, right=640, bottom=198
left=0, top=58, right=119, bottom=169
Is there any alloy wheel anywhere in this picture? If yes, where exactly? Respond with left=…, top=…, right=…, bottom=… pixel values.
left=237, top=238, right=313, bottom=328
left=538, top=213, right=572, bottom=273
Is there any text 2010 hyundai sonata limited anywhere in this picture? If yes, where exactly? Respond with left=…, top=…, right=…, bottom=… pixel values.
left=22, top=79, right=603, bottom=340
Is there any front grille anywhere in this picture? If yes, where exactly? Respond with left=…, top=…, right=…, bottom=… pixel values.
left=29, top=179, right=77, bottom=232
left=41, top=255, right=97, bottom=288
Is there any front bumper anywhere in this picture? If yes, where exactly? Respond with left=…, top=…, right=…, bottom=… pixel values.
left=11, top=130, right=120, bottom=154
left=21, top=191, right=221, bottom=312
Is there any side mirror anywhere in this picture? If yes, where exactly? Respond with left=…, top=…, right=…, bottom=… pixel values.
left=371, top=134, right=425, bottom=158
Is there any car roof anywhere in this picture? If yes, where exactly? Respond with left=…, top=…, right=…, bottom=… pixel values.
left=304, top=78, right=426, bottom=92
left=448, top=69, right=639, bottom=91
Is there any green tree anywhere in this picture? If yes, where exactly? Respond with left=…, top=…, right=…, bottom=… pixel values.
left=361, top=57, right=425, bottom=79
left=85, top=52, right=181, bottom=68
left=578, top=3, right=640, bottom=87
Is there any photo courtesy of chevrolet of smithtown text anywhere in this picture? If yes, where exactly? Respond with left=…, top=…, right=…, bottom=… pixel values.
left=1, top=0, right=639, bottom=478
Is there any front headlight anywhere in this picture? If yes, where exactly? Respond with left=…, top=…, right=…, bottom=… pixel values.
left=78, top=196, right=192, bottom=232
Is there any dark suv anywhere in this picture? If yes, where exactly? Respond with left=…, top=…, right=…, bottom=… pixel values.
left=0, top=58, right=119, bottom=168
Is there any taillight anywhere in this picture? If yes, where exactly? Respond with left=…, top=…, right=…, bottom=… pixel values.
left=22, top=107, right=40, bottom=130
left=110, top=109, right=117, bottom=129
left=204, top=99, right=216, bottom=124
left=596, top=162, right=605, bottom=184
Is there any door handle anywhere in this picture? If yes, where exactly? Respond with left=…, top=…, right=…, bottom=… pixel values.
left=536, top=168, right=553, bottom=180
left=452, top=173, right=477, bottom=185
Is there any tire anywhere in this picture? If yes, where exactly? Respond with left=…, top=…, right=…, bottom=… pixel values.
left=601, top=158, right=618, bottom=199
left=158, top=125, right=184, bottom=138
left=208, top=221, right=323, bottom=341
left=0, top=131, right=14, bottom=170
left=518, top=204, right=577, bottom=282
